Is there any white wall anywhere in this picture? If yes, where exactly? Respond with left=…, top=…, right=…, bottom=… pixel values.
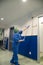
left=22, top=19, right=32, bottom=36
left=32, top=17, right=38, bottom=35
left=22, top=17, right=38, bottom=36
left=39, top=17, right=43, bottom=52
left=4, top=28, right=10, bottom=38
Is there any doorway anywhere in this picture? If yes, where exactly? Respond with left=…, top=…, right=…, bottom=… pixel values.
left=39, top=17, right=43, bottom=63
left=9, top=27, right=14, bottom=50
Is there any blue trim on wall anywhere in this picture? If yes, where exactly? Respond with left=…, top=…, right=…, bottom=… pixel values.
left=19, top=35, right=37, bottom=60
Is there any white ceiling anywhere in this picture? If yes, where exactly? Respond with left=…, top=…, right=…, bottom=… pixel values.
left=0, top=0, right=43, bottom=28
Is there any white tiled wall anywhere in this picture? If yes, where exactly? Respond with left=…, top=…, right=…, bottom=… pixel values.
left=22, top=17, right=38, bottom=36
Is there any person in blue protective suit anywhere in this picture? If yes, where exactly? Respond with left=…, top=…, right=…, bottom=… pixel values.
left=10, top=30, right=25, bottom=65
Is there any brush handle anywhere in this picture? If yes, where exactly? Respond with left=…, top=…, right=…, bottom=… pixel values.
left=23, top=26, right=30, bottom=31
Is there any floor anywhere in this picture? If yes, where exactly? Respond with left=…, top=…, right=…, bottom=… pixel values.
left=0, top=49, right=43, bottom=65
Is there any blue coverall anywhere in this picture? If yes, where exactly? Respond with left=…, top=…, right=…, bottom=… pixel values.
left=10, top=31, right=24, bottom=65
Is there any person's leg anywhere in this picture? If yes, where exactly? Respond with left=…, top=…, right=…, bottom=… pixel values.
left=14, top=46, right=18, bottom=65
left=10, top=53, right=15, bottom=64
left=10, top=47, right=18, bottom=65
left=13, top=46, right=20, bottom=65
left=15, top=45, right=20, bottom=65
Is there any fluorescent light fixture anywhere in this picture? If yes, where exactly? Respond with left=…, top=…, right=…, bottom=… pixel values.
left=22, top=0, right=27, bottom=2
left=1, top=18, right=4, bottom=20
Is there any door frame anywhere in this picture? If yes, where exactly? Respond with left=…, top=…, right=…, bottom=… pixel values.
left=37, top=16, right=43, bottom=63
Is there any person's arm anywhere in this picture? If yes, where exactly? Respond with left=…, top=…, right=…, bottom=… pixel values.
left=18, top=39, right=24, bottom=42
left=18, top=36, right=25, bottom=42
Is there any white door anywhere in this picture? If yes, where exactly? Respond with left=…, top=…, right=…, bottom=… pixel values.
left=39, top=17, right=43, bottom=52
